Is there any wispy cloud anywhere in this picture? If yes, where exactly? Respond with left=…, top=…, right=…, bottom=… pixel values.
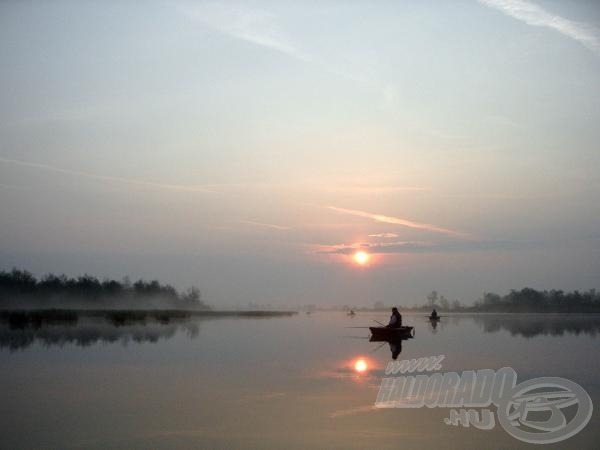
left=238, top=220, right=290, bottom=231
left=178, top=2, right=383, bottom=84
left=328, top=206, right=470, bottom=238
left=180, top=2, right=310, bottom=61
left=318, top=239, right=530, bottom=255
left=0, top=157, right=217, bottom=193
left=318, top=240, right=432, bottom=255
left=368, top=233, right=399, bottom=238
left=479, top=0, right=600, bottom=55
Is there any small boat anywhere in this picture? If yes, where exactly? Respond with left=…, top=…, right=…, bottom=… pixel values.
left=429, top=316, right=440, bottom=321
left=369, top=326, right=414, bottom=339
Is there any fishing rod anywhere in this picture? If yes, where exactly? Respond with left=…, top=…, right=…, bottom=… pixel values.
left=369, top=342, right=387, bottom=354
left=344, top=320, right=386, bottom=328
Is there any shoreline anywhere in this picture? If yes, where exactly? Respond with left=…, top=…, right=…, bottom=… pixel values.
left=0, top=309, right=298, bottom=326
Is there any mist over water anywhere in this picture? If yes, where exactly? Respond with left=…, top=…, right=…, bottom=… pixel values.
left=1, top=312, right=598, bottom=449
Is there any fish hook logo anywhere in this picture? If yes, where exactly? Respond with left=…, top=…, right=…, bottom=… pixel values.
left=497, top=377, right=593, bottom=444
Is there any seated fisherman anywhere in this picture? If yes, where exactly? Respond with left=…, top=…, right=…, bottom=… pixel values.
left=387, top=307, right=402, bottom=328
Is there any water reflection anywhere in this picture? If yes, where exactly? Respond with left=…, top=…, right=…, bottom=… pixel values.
left=428, top=317, right=439, bottom=332
left=1, top=312, right=599, bottom=449
left=369, top=335, right=411, bottom=360
left=0, top=316, right=199, bottom=351
left=473, top=314, right=600, bottom=338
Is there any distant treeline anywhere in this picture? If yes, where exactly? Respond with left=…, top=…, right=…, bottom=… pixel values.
left=0, top=269, right=209, bottom=310
left=328, top=288, right=600, bottom=313
left=412, top=288, right=600, bottom=313
left=471, top=288, right=600, bottom=313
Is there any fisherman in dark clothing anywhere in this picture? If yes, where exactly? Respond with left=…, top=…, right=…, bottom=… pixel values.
left=387, top=307, right=402, bottom=328
left=430, top=309, right=438, bottom=320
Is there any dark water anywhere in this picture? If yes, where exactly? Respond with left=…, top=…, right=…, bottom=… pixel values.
left=1, top=312, right=599, bottom=449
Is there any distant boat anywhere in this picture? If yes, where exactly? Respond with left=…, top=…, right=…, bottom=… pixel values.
left=369, top=326, right=414, bottom=339
left=428, top=315, right=441, bottom=321
left=348, top=310, right=356, bottom=316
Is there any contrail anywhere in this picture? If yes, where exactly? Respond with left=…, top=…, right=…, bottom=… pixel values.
left=0, top=157, right=217, bottom=193
left=180, top=2, right=310, bottom=61
left=479, top=0, right=600, bottom=56
left=328, top=206, right=469, bottom=238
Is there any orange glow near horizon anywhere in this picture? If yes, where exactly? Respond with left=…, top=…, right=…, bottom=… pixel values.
left=353, top=251, right=370, bottom=266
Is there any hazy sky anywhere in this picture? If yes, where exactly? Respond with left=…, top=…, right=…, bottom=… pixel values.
left=1, top=0, right=599, bottom=307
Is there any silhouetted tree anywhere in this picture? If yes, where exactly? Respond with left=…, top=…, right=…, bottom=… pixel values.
left=427, top=291, right=438, bottom=309
left=0, top=268, right=209, bottom=310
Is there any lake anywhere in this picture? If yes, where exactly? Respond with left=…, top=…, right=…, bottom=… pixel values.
left=1, top=312, right=599, bottom=449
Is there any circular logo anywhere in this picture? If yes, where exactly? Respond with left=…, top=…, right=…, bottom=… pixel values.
left=497, top=377, right=593, bottom=444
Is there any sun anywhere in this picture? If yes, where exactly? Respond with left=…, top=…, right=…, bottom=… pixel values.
left=354, top=359, right=368, bottom=373
left=353, top=251, right=370, bottom=266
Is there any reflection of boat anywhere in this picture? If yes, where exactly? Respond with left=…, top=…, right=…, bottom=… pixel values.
left=369, top=332, right=412, bottom=359
left=369, top=326, right=414, bottom=339
left=428, top=316, right=439, bottom=331
left=369, top=333, right=412, bottom=343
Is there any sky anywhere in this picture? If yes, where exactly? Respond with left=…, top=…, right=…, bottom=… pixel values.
left=1, top=0, right=599, bottom=307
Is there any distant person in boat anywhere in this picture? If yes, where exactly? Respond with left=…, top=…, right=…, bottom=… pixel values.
left=387, top=307, right=402, bottom=328
left=430, top=309, right=438, bottom=320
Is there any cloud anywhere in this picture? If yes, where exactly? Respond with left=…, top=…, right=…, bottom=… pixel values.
left=320, top=241, right=433, bottom=255
left=178, top=2, right=380, bottom=84
left=328, top=206, right=469, bottom=238
left=368, top=233, right=399, bottom=238
left=180, top=2, right=310, bottom=61
left=319, top=239, right=531, bottom=255
left=0, top=157, right=217, bottom=193
left=479, top=0, right=600, bottom=55
left=238, top=220, right=290, bottom=230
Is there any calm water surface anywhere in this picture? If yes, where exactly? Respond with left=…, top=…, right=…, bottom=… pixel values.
left=1, top=312, right=599, bottom=449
